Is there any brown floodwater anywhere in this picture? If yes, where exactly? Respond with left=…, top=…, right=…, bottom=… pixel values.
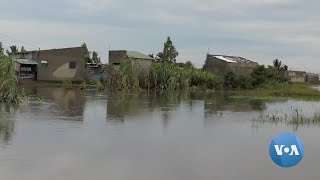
left=1, top=88, right=320, bottom=180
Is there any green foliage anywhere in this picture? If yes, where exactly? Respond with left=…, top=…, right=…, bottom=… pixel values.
left=251, top=65, right=273, bottom=87
left=238, top=80, right=320, bottom=100
left=176, top=61, right=194, bottom=69
left=184, top=61, right=194, bottom=69
left=6, top=45, right=19, bottom=55
left=223, top=64, right=289, bottom=89
left=251, top=65, right=288, bottom=88
left=224, top=71, right=238, bottom=89
left=0, top=42, right=5, bottom=58
left=106, top=60, right=140, bottom=90
left=149, top=62, right=221, bottom=90
left=237, top=75, right=252, bottom=89
left=92, top=51, right=101, bottom=64
left=273, top=59, right=288, bottom=71
left=162, top=36, right=179, bottom=63
left=106, top=61, right=221, bottom=90
left=81, top=43, right=92, bottom=63
left=20, top=46, right=27, bottom=53
left=155, top=52, right=164, bottom=62
left=0, top=56, right=26, bottom=103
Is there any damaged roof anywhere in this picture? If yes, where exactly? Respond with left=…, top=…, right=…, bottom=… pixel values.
left=15, top=59, right=38, bottom=65
left=211, top=55, right=256, bottom=64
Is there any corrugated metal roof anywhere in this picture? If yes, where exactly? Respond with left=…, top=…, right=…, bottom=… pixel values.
left=215, top=56, right=236, bottom=63
left=15, top=59, right=38, bottom=65
left=213, top=55, right=256, bottom=64
left=127, top=51, right=154, bottom=60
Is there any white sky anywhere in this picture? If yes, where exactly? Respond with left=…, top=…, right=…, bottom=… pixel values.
left=0, top=0, right=319, bottom=72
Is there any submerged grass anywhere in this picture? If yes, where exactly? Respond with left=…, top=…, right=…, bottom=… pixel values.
left=236, top=80, right=320, bottom=100
left=252, top=109, right=320, bottom=130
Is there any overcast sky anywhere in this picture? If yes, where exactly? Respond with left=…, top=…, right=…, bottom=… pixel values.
left=0, top=0, right=319, bottom=72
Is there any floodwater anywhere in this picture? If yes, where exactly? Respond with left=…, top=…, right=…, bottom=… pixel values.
left=1, top=88, right=320, bottom=180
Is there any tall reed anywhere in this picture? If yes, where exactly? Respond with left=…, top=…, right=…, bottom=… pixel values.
left=0, top=56, right=25, bottom=103
left=106, top=61, right=222, bottom=90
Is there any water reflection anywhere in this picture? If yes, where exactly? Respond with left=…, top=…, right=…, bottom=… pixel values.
left=24, top=87, right=86, bottom=120
left=106, top=91, right=270, bottom=123
left=0, top=104, right=16, bottom=145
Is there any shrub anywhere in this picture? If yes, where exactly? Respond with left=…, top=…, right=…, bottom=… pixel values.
left=224, top=71, right=238, bottom=89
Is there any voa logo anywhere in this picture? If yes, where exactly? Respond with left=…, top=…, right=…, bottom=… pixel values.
left=269, top=132, right=304, bottom=168
left=274, top=145, right=300, bottom=156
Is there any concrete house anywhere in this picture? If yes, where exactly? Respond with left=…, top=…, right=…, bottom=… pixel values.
left=288, top=71, right=306, bottom=83
left=10, top=47, right=86, bottom=82
left=203, top=54, right=258, bottom=77
left=109, top=50, right=154, bottom=71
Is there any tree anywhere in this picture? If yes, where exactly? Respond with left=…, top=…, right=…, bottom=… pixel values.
left=162, top=36, right=179, bottom=63
left=184, top=61, right=194, bottom=69
left=280, top=65, right=288, bottom=71
left=20, top=46, right=27, bottom=53
left=81, top=43, right=92, bottom=63
left=273, top=59, right=288, bottom=71
left=92, top=51, right=99, bottom=64
left=6, top=45, right=19, bottom=55
left=155, top=52, right=163, bottom=62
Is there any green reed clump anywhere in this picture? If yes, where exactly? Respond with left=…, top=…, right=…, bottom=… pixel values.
left=106, top=61, right=222, bottom=90
left=149, top=63, right=222, bottom=90
left=0, top=56, right=26, bottom=103
left=107, top=60, right=140, bottom=90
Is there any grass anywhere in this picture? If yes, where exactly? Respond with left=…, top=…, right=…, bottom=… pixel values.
left=235, top=80, right=320, bottom=100
left=252, top=109, right=320, bottom=130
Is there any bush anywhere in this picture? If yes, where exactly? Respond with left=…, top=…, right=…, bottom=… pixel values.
left=223, top=65, right=289, bottom=89
left=224, top=71, right=238, bottom=89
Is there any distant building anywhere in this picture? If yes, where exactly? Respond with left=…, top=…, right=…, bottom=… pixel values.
left=288, top=71, right=306, bottom=83
left=203, top=54, right=258, bottom=77
left=109, top=50, right=154, bottom=71
left=10, top=47, right=86, bottom=82
left=306, top=73, right=319, bottom=83
left=108, top=50, right=154, bottom=85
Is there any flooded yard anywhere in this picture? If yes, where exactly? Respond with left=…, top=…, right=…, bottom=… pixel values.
left=1, top=88, right=320, bottom=179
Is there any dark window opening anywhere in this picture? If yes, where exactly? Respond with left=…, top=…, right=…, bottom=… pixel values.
left=69, top=61, right=76, bottom=69
left=113, top=63, right=120, bottom=65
